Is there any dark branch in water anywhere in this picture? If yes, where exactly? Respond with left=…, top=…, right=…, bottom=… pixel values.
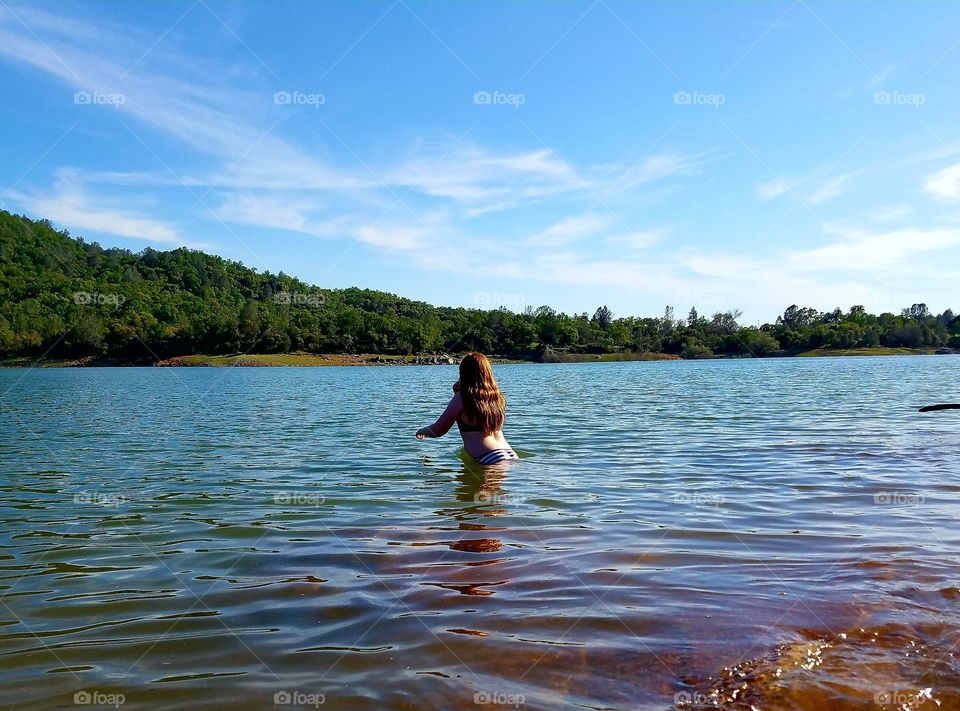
left=919, top=404, right=960, bottom=412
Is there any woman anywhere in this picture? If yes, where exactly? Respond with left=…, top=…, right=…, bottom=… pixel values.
left=415, top=352, right=519, bottom=465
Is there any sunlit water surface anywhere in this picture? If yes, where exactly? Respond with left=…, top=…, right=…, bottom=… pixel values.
left=1, top=356, right=959, bottom=710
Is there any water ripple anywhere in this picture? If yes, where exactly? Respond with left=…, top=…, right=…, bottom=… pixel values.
left=0, top=357, right=959, bottom=709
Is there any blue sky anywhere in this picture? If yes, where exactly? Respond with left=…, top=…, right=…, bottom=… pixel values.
left=1, top=0, right=959, bottom=323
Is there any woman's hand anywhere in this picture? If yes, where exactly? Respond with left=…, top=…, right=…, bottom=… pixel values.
left=415, top=427, right=434, bottom=440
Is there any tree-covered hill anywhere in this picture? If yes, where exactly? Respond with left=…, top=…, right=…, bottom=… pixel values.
left=0, top=210, right=957, bottom=361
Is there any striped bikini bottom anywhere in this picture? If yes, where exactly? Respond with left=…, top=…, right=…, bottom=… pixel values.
left=475, top=448, right=520, bottom=465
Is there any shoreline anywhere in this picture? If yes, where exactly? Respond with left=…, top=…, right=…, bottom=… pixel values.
left=0, top=347, right=955, bottom=368
left=0, top=352, right=523, bottom=368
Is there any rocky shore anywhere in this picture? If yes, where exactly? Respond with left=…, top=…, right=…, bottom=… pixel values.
left=2, top=348, right=955, bottom=368
left=151, top=353, right=478, bottom=367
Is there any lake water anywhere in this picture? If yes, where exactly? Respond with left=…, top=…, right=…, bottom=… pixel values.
left=1, top=356, right=959, bottom=710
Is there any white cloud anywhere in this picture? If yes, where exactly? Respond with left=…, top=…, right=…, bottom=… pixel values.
left=520, top=220, right=960, bottom=318
left=3, top=3, right=955, bottom=322
left=925, top=163, right=960, bottom=203
left=11, top=182, right=185, bottom=246
left=533, top=251, right=690, bottom=294
left=756, top=168, right=854, bottom=205
left=0, top=5, right=700, bottom=246
left=608, top=153, right=702, bottom=193
left=756, top=176, right=804, bottom=201
left=806, top=174, right=851, bottom=205
left=354, top=224, right=429, bottom=251
left=606, top=230, right=665, bottom=251
left=385, top=145, right=587, bottom=213
left=786, top=227, right=960, bottom=271
left=868, top=203, right=913, bottom=222
left=212, top=191, right=353, bottom=237
left=528, top=213, right=610, bottom=247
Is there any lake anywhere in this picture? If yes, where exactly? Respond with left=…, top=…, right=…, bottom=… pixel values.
left=1, top=356, right=958, bottom=709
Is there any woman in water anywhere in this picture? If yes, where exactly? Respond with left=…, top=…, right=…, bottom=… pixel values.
left=415, top=352, right=519, bottom=465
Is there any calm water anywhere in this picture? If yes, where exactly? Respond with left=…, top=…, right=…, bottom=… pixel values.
left=1, top=356, right=959, bottom=710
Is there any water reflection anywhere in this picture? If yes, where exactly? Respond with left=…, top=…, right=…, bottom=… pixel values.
left=418, top=458, right=521, bottom=596
left=452, top=458, right=513, bottom=513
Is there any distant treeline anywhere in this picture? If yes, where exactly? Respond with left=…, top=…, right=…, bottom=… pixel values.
left=1, top=210, right=957, bottom=361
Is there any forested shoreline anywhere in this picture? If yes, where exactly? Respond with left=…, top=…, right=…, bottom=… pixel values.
left=1, top=210, right=958, bottom=364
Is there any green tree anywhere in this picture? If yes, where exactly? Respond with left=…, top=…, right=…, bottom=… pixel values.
left=0, top=209, right=953, bottom=363
left=591, top=305, right=613, bottom=329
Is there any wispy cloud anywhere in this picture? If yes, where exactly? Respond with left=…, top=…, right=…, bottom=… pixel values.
left=528, top=213, right=610, bottom=247
left=867, top=203, right=913, bottom=222
left=925, top=163, right=960, bottom=203
left=756, top=171, right=852, bottom=205
left=385, top=145, right=590, bottom=215
left=756, top=176, right=804, bottom=201
left=213, top=191, right=352, bottom=237
left=806, top=174, right=851, bottom=205
left=354, top=224, right=429, bottom=251
left=0, top=4, right=702, bottom=251
left=10, top=179, right=188, bottom=246
left=604, top=153, right=703, bottom=193
left=606, top=230, right=665, bottom=250
left=521, top=220, right=960, bottom=315
left=786, top=227, right=960, bottom=271
left=2, top=2, right=957, bottom=321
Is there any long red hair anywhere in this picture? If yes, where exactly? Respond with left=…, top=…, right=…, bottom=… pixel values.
left=459, top=352, right=505, bottom=434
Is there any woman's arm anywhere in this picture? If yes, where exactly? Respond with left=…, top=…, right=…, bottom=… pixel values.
left=416, top=394, right=463, bottom=439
